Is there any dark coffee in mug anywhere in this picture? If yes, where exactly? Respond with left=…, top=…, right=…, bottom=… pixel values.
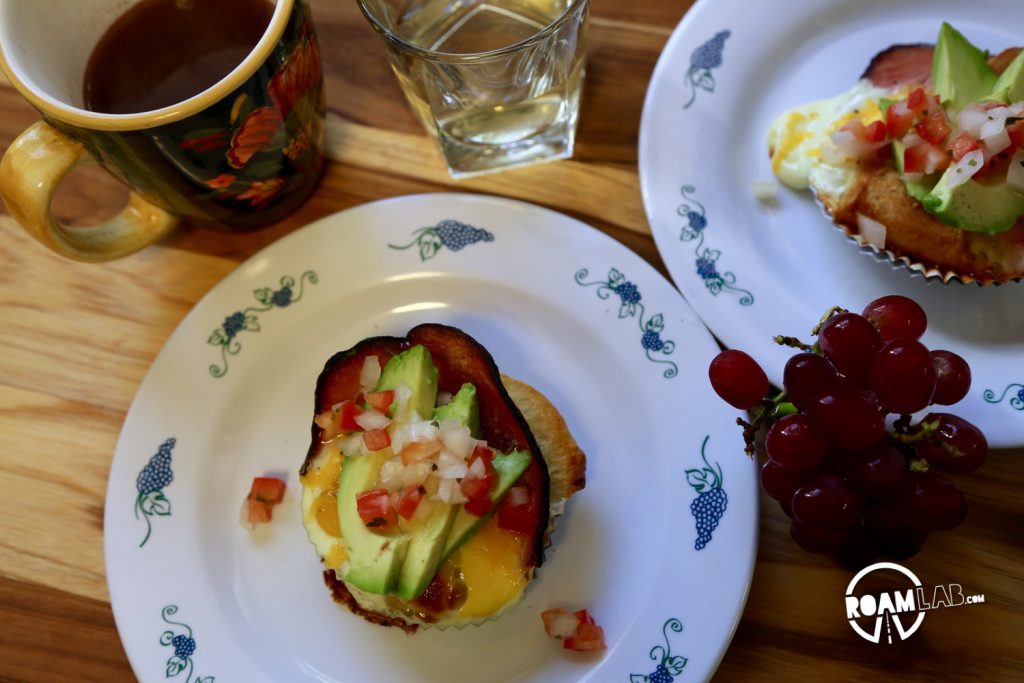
left=83, top=0, right=276, bottom=114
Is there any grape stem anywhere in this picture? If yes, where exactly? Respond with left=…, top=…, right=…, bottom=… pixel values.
left=772, top=335, right=816, bottom=352
left=738, top=392, right=797, bottom=457
left=809, top=306, right=849, bottom=336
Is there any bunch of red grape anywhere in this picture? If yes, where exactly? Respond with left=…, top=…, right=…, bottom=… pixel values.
left=709, top=295, right=987, bottom=566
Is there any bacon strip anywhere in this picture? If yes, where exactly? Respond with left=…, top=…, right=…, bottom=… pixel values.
left=862, top=44, right=934, bottom=87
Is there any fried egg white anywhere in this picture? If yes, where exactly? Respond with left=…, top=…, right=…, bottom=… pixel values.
left=768, top=80, right=899, bottom=199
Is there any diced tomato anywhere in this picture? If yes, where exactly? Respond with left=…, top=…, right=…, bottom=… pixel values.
left=241, top=476, right=286, bottom=525
left=904, top=142, right=950, bottom=174
left=975, top=150, right=1012, bottom=179
left=946, top=131, right=982, bottom=162
left=497, top=486, right=539, bottom=534
left=460, top=449, right=497, bottom=510
left=249, top=476, right=286, bottom=504
left=906, top=87, right=928, bottom=112
left=395, top=484, right=425, bottom=520
left=1007, top=119, right=1024, bottom=148
left=362, top=428, right=391, bottom=452
left=470, top=444, right=495, bottom=467
left=244, top=497, right=274, bottom=524
left=886, top=100, right=916, bottom=138
left=463, top=492, right=493, bottom=516
left=337, top=400, right=364, bottom=432
left=401, top=439, right=443, bottom=465
left=915, top=104, right=952, bottom=145
left=542, top=606, right=607, bottom=650
left=854, top=120, right=888, bottom=143
left=564, top=622, right=607, bottom=652
left=364, top=390, right=395, bottom=414
left=575, top=609, right=596, bottom=626
left=356, top=489, right=397, bottom=530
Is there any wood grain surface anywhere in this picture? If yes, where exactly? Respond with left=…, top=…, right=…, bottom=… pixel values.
left=0, top=0, right=1021, bottom=681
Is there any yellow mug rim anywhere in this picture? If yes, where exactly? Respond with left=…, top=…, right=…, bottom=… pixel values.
left=0, top=0, right=295, bottom=132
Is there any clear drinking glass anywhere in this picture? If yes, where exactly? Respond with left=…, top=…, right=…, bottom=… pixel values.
left=358, top=0, right=589, bottom=178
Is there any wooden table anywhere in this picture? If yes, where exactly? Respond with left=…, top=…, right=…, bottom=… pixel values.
left=0, top=1, right=1021, bottom=681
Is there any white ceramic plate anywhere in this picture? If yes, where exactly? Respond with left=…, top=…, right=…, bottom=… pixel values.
left=104, top=194, right=757, bottom=683
left=639, top=0, right=1024, bottom=448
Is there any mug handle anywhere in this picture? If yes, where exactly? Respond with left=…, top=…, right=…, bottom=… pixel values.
left=0, top=120, right=178, bottom=262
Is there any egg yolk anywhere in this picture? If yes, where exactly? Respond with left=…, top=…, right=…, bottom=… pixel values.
left=453, top=516, right=528, bottom=619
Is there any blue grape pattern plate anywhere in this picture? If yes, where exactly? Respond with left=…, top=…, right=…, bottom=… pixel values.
left=105, top=193, right=757, bottom=683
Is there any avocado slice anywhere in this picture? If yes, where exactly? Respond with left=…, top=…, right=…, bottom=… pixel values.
left=394, top=499, right=460, bottom=599
left=374, top=344, right=438, bottom=420
left=989, top=49, right=1024, bottom=104
left=924, top=168, right=1024, bottom=234
left=336, top=450, right=410, bottom=594
left=432, top=383, right=481, bottom=438
left=395, top=382, right=481, bottom=599
left=933, top=22, right=996, bottom=112
left=440, top=449, right=533, bottom=563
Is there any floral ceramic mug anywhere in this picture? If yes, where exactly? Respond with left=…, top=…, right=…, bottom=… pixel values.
left=0, top=0, right=324, bottom=262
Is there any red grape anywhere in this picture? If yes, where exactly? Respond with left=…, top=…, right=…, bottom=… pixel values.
left=892, top=472, right=967, bottom=531
left=783, top=352, right=840, bottom=410
left=791, top=473, right=865, bottom=530
left=915, top=413, right=987, bottom=474
left=760, top=461, right=804, bottom=516
left=817, top=313, right=882, bottom=386
left=864, top=504, right=928, bottom=559
left=843, top=441, right=909, bottom=498
left=708, top=349, right=769, bottom=409
left=790, top=519, right=850, bottom=553
left=930, top=350, right=971, bottom=405
left=806, top=389, right=885, bottom=452
left=862, top=295, right=927, bottom=341
left=870, top=339, right=936, bottom=414
left=835, top=526, right=880, bottom=570
left=764, top=414, right=829, bottom=473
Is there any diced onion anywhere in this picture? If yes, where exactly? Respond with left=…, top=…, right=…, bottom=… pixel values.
left=435, top=391, right=453, bottom=407
left=438, top=419, right=475, bottom=460
left=392, top=384, right=413, bottom=417
left=829, top=129, right=886, bottom=160
left=547, top=612, right=580, bottom=639
left=354, top=408, right=391, bottom=431
left=359, top=355, right=381, bottom=394
left=902, top=130, right=925, bottom=148
left=438, top=462, right=468, bottom=480
left=1007, top=149, right=1024, bottom=193
left=390, top=419, right=438, bottom=454
left=466, top=456, right=486, bottom=479
left=957, top=105, right=990, bottom=138
left=434, top=478, right=468, bottom=504
left=437, top=450, right=467, bottom=479
left=856, top=213, right=887, bottom=249
left=980, top=114, right=1011, bottom=156
left=945, top=149, right=985, bottom=190
left=401, top=462, right=432, bottom=487
left=379, top=457, right=405, bottom=491
left=752, top=179, right=779, bottom=204
left=338, top=433, right=365, bottom=457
